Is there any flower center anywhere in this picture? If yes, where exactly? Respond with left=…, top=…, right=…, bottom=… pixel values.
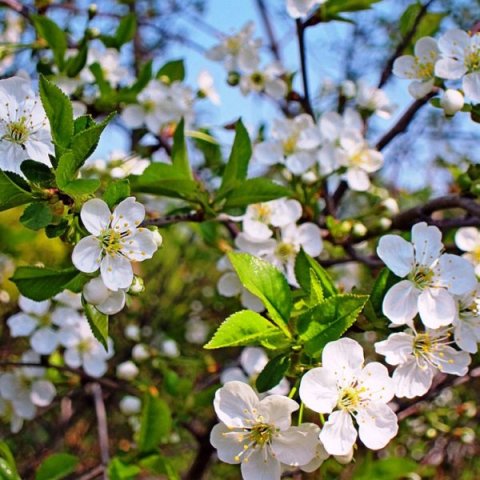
left=275, top=242, right=296, bottom=263
left=465, top=42, right=480, bottom=72
left=338, top=386, right=364, bottom=412
left=4, top=117, right=29, bottom=144
left=248, top=422, right=274, bottom=447
left=143, top=99, right=156, bottom=113
left=282, top=133, right=299, bottom=156
left=100, top=229, right=124, bottom=256
left=414, top=59, right=434, bottom=79
left=252, top=203, right=271, bottom=223
left=250, top=72, right=264, bottom=87
left=413, top=333, right=433, bottom=355
left=409, top=265, right=434, bottom=289
left=226, top=36, right=241, bottom=53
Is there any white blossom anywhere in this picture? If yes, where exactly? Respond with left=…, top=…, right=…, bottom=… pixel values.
left=375, top=328, right=470, bottom=398
left=356, top=81, right=393, bottom=119
left=239, top=63, right=287, bottom=99
left=72, top=197, right=158, bottom=291
left=210, top=381, right=318, bottom=480
left=453, top=287, right=480, bottom=353
left=393, top=37, right=439, bottom=98
left=197, top=70, right=220, bottom=105
left=120, top=395, right=142, bottom=416
left=0, top=77, right=54, bottom=175
left=116, top=360, right=139, bottom=381
left=440, top=88, right=464, bottom=115
left=300, top=338, right=398, bottom=455
left=455, top=227, right=480, bottom=276
left=83, top=276, right=126, bottom=315
left=286, top=0, right=326, bottom=19
left=377, top=222, right=476, bottom=328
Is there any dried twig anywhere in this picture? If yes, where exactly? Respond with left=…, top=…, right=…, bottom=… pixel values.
left=89, top=383, right=110, bottom=476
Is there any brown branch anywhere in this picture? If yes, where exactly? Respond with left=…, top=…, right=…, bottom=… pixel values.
left=375, top=91, right=436, bottom=151
left=183, top=419, right=217, bottom=480
left=143, top=210, right=205, bottom=227
left=255, top=0, right=282, bottom=62
left=89, top=383, right=110, bottom=475
left=78, top=465, right=105, bottom=480
left=0, top=0, right=30, bottom=18
left=378, top=0, right=436, bottom=88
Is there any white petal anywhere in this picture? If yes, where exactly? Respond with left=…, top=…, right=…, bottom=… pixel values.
left=418, top=288, right=456, bottom=328
left=18, top=296, right=50, bottom=315
left=375, top=332, right=414, bottom=365
left=438, top=29, right=470, bottom=58
left=100, top=254, right=133, bottom=291
left=241, top=289, right=265, bottom=312
left=298, top=223, right=323, bottom=257
left=320, top=410, right=357, bottom=456
left=346, top=167, right=370, bottom=191
left=299, top=367, right=338, bottom=413
left=253, top=142, right=284, bottom=166
left=111, top=197, right=145, bottom=233
left=80, top=198, right=111, bottom=235
left=271, top=424, right=318, bottom=466
left=408, top=79, right=435, bottom=99
left=393, top=55, right=417, bottom=79
left=437, top=254, right=476, bottom=295
left=64, top=348, right=82, bottom=368
left=434, top=345, right=470, bottom=375
left=240, top=447, right=280, bottom=480
left=214, top=381, right=260, bottom=428
left=83, top=355, right=108, bottom=378
left=72, top=236, right=102, bottom=273
left=30, top=327, right=58, bottom=355
left=455, top=227, right=480, bottom=252
left=121, top=105, right=145, bottom=129
left=30, top=380, right=56, bottom=407
left=357, top=362, right=395, bottom=403
left=83, top=277, right=110, bottom=305
left=259, top=395, right=298, bottom=430
left=220, top=367, right=248, bottom=385
left=286, top=151, right=316, bottom=175
left=356, top=402, right=398, bottom=450
left=323, top=338, right=364, bottom=385
left=209, top=423, right=242, bottom=464
left=7, top=313, right=37, bottom=337
left=97, top=290, right=126, bottom=315
left=241, top=347, right=268, bottom=376
left=393, top=358, right=434, bottom=398
left=270, top=199, right=302, bottom=227
left=382, top=280, right=419, bottom=325
left=463, top=72, right=480, bottom=103
left=218, top=272, right=242, bottom=297
left=434, top=57, right=466, bottom=80
left=122, top=228, right=157, bottom=261
left=377, top=235, right=414, bottom=277
left=414, top=37, right=439, bottom=61
left=411, top=222, right=443, bottom=267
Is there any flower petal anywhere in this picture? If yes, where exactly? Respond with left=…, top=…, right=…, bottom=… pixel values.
left=418, top=288, right=456, bottom=328
left=122, top=228, right=157, bottom=261
left=393, top=358, right=433, bottom=398
left=356, top=401, right=398, bottom=450
left=411, top=222, right=443, bottom=267
left=377, top=235, right=414, bottom=277
left=320, top=410, right=357, bottom=456
left=80, top=198, right=111, bottom=235
left=100, top=255, right=133, bottom=291
left=111, top=197, right=145, bottom=233
left=271, top=424, right=318, bottom=466
left=72, top=236, right=102, bottom=273
left=299, top=367, right=338, bottom=413
left=382, top=280, right=419, bottom=325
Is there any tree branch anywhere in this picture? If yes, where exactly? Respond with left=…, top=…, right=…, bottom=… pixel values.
left=255, top=0, right=282, bottom=62
left=88, top=383, right=110, bottom=475
left=295, top=19, right=314, bottom=118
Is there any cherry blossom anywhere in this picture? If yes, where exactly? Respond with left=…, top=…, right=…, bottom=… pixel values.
left=286, top=0, right=325, bottom=19
left=83, top=276, right=126, bottom=315
left=455, top=227, right=480, bottom=276
left=299, top=338, right=398, bottom=455
left=377, top=222, right=476, bottom=328
left=210, top=381, right=318, bottom=480
left=72, top=197, right=158, bottom=291
left=375, top=328, right=470, bottom=398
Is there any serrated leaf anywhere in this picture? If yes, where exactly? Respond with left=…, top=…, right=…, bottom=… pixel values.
left=138, top=393, right=172, bottom=454
left=62, top=179, right=101, bottom=197
left=35, top=453, right=78, bottom=480
left=82, top=299, right=109, bottom=350
left=222, top=178, right=291, bottom=209
left=0, top=170, right=33, bottom=212
left=74, top=115, right=95, bottom=134
left=171, top=119, right=192, bottom=179
left=256, top=354, right=291, bottom=393
left=218, top=120, right=251, bottom=196
left=308, top=269, right=324, bottom=306
left=103, top=179, right=130, bottom=209
left=157, top=59, right=185, bottom=83
left=32, top=16, right=67, bottom=70
left=295, top=249, right=337, bottom=298
left=204, top=310, right=286, bottom=349
left=228, top=253, right=292, bottom=337
left=298, top=294, right=368, bottom=357
left=10, top=267, right=81, bottom=301
left=39, top=76, right=74, bottom=148
left=20, top=203, right=53, bottom=230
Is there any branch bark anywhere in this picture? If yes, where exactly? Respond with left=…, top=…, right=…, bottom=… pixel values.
left=295, top=19, right=314, bottom=118
left=89, top=383, right=110, bottom=476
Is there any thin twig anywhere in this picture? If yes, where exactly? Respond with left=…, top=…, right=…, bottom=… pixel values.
left=0, top=0, right=30, bottom=18
left=89, top=383, right=110, bottom=474
left=375, top=91, right=436, bottom=151
left=378, top=0, right=436, bottom=88
left=143, top=210, right=205, bottom=227
left=255, top=0, right=282, bottom=62
left=295, top=19, right=314, bottom=118
left=78, top=464, right=105, bottom=480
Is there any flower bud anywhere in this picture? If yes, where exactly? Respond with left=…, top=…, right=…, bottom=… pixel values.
left=88, top=4, right=97, bottom=20
left=340, top=80, right=356, bottom=98
left=440, top=89, right=464, bottom=116
left=116, top=361, right=139, bottom=381
left=128, top=276, right=145, bottom=295
left=227, top=71, right=240, bottom=86
left=151, top=228, right=163, bottom=248
left=119, top=395, right=141, bottom=416
left=132, top=343, right=150, bottom=361
left=352, top=222, right=367, bottom=238
left=125, top=324, right=140, bottom=341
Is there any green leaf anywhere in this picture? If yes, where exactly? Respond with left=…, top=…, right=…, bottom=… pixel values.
left=39, top=76, right=74, bottom=148
left=82, top=299, right=109, bottom=350
left=140, top=455, right=179, bottom=480
left=130, top=163, right=201, bottom=202
left=20, top=203, right=53, bottom=230
left=228, top=253, right=292, bottom=336
left=20, top=161, right=54, bottom=185
left=70, top=112, right=115, bottom=169
left=107, top=458, right=141, bottom=480
left=218, top=120, right=251, bottom=195
left=399, top=2, right=421, bottom=36
left=74, top=115, right=95, bottom=135
left=298, top=294, right=368, bottom=357
left=352, top=456, right=418, bottom=480
left=128, top=60, right=153, bottom=95
left=103, top=179, right=131, bottom=209
left=308, top=269, right=324, bottom=306
left=370, top=267, right=399, bottom=315
left=157, top=59, right=185, bottom=83
left=10, top=267, right=82, bottom=301
left=45, top=221, right=69, bottom=239
left=0, top=442, right=19, bottom=480
left=138, top=393, right=172, bottom=454
left=171, top=119, right=192, bottom=179
left=204, top=310, right=287, bottom=349
left=35, top=453, right=78, bottom=480
left=31, top=16, right=67, bottom=70
left=115, top=13, right=137, bottom=46
left=256, top=354, right=291, bottom=393
left=295, top=249, right=337, bottom=298
left=0, top=170, right=33, bottom=212
left=62, top=179, right=101, bottom=198
left=222, top=178, right=291, bottom=209
left=65, top=43, right=88, bottom=78
left=88, top=63, right=113, bottom=96
left=324, top=0, right=381, bottom=16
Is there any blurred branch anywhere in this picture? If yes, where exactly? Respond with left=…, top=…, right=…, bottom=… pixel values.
left=183, top=419, right=216, bottom=480
left=89, top=383, right=110, bottom=476
left=78, top=464, right=105, bottom=480
left=255, top=0, right=282, bottom=62
left=295, top=19, right=314, bottom=118
left=378, top=0, right=436, bottom=88
left=376, top=91, right=436, bottom=151
left=143, top=211, right=205, bottom=227
left=0, top=0, right=30, bottom=18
